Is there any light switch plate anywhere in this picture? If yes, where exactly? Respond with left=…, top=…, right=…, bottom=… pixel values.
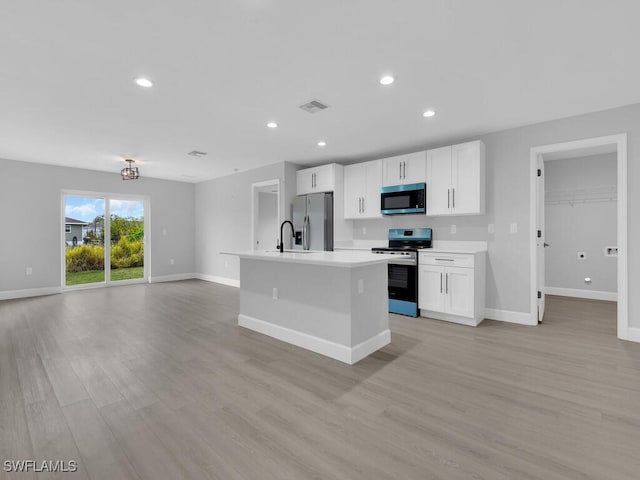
left=488, top=224, right=494, bottom=234
left=451, top=225, right=457, bottom=234
left=510, top=223, right=518, bottom=234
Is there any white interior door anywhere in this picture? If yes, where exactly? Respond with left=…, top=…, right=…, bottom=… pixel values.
left=536, top=156, right=546, bottom=322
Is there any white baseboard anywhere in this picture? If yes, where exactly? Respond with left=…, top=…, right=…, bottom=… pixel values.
left=149, top=273, right=196, bottom=283
left=545, top=287, right=617, bottom=302
left=195, top=273, right=240, bottom=288
left=484, top=308, right=536, bottom=325
left=238, top=314, right=390, bottom=365
left=0, top=286, right=62, bottom=301
left=622, top=327, right=640, bottom=343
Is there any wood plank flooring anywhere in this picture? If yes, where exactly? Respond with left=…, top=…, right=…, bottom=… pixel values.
left=1, top=282, right=639, bottom=479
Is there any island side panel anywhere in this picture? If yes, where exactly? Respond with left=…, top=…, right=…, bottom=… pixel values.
left=349, top=263, right=390, bottom=345
left=239, top=259, right=353, bottom=346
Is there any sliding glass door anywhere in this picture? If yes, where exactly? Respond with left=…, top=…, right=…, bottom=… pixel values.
left=64, top=193, right=147, bottom=288
left=109, top=198, right=145, bottom=282
left=64, top=196, right=106, bottom=286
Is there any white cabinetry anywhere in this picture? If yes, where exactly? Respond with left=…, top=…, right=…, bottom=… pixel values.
left=344, top=160, right=382, bottom=219
left=426, top=140, right=485, bottom=215
left=296, top=163, right=339, bottom=195
left=418, top=251, right=486, bottom=326
left=382, top=152, right=426, bottom=186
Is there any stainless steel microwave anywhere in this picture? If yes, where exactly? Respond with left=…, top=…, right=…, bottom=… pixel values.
left=380, top=182, right=426, bottom=215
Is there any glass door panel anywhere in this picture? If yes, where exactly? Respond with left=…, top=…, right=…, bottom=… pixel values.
left=64, top=196, right=106, bottom=286
left=108, top=199, right=145, bottom=282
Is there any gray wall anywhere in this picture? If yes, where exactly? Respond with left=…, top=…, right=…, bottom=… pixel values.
left=0, top=158, right=195, bottom=293
left=353, top=103, right=639, bottom=324
left=195, top=162, right=299, bottom=282
left=545, top=154, right=617, bottom=293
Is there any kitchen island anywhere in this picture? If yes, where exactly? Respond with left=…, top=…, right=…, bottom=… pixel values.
left=227, top=250, right=396, bottom=364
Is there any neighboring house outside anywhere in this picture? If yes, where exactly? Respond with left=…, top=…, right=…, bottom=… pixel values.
left=82, top=219, right=103, bottom=243
left=65, top=217, right=88, bottom=246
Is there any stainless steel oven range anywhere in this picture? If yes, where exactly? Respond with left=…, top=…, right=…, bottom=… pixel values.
left=372, top=228, right=432, bottom=317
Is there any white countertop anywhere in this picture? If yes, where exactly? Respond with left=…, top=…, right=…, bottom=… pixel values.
left=223, top=249, right=397, bottom=267
left=422, top=248, right=487, bottom=255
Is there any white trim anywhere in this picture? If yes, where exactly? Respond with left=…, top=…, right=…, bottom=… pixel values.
left=484, top=308, right=534, bottom=325
left=626, top=327, right=640, bottom=343
left=530, top=134, right=628, bottom=339
left=238, top=313, right=390, bottom=364
left=149, top=273, right=196, bottom=283
left=545, top=287, right=617, bottom=302
left=195, top=273, right=240, bottom=288
left=0, top=286, right=62, bottom=301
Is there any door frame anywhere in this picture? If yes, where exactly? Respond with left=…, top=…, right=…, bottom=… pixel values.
left=250, top=179, right=281, bottom=251
left=61, top=190, right=151, bottom=289
left=529, top=134, right=628, bottom=339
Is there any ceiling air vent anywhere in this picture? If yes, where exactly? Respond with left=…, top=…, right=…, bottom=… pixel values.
left=299, top=100, right=330, bottom=114
left=188, top=150, right=207, bottom=157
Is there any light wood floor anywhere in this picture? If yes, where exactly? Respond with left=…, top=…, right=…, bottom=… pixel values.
left=1, top=282, right=639, bottom=479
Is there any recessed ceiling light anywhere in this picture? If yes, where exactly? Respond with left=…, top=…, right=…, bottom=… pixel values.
left=134, top=77, right=153, bottom=88
left=423, top=109, right=436, bottom=118
left=267, top=122, right=278, bottom=128
left=317, top=141, right=327, bottom=147
left=380, top=75, right=395, bottom=86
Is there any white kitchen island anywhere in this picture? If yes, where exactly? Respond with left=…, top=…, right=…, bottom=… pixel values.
left=227, top=250, right=395, bottom=364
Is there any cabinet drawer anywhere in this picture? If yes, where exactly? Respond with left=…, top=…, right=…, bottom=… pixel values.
left=419, top=252, right=475, bottom=268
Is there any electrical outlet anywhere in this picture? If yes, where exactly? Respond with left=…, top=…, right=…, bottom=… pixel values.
left=162, top=228, right=167, bottom=236
left=488, top=223, right=494, bottom=234
left=510, top=223, right=518, bottom=234
left=451, top=225, right=457, bottom=234
left=170, top=259, right=175, bottom=265
left=358, top=279, right=364, bottom=294
left=272, top=287, right=278, bottom=300
left=224, top=260, right=229, bottom=269
left=25, top=267, right=32, bottom=275
left=578, top=252, right=586, bottom=260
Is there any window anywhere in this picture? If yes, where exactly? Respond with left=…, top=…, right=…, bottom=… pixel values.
left=65, top=225, right=71, bottom=233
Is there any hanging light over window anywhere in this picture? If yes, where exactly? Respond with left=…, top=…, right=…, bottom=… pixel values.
left=121, top=159, right=140, bottom=180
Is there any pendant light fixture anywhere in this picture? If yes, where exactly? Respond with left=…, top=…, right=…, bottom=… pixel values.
left=121, top=159, right=140, bottom=180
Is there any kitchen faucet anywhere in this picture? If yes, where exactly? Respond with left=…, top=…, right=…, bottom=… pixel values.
left=279, top=220, right=295, bottom=253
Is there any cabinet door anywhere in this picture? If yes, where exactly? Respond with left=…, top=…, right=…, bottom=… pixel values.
left=382, top=157, right=403, bottom=186
left=313, top=164, right=335, bottom=193
left=361, top=159, right=382, bottom=218
left=343, top=164, right=362, bottom=219
left=418, top=265, right=446, bottom=313
left=451, top=141, right=484, bottom=215
left=296, top=169, right=315, bottom=195
left=400, top=152, right=426, bottom=185
left=445, top=266, right=474, bottom=318
left=426, top=146, right=452, bottom=215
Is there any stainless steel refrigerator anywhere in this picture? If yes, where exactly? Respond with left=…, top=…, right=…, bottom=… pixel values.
left=292, top=192, right=334, bottom=251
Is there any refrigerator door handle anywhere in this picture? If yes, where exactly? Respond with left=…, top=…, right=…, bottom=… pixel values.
left=303, top=215, right=310, bottom=250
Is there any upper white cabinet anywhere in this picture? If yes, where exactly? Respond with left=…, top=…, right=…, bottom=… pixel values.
left=426, top=140, right=485, bottom=216
left=344, top=160, right=383, bottom=219
left=382, top=152, right=426, bottom=186
left=296, top=163, right=339, bottom=195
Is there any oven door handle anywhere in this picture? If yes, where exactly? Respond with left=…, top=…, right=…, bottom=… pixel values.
left=387, top=258, right=417, bottom=266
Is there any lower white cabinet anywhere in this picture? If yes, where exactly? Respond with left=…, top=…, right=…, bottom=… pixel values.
left=418, top=251, right=486, bottom=326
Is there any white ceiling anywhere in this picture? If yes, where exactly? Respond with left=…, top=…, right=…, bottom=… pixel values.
left=2, top=1, right=639, bottom=183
